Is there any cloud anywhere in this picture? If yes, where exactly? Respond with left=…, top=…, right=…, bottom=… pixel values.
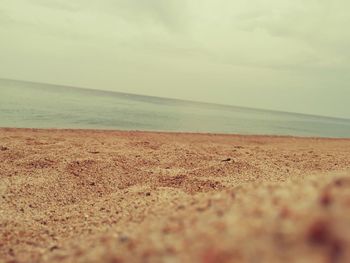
left=99, top=0, right=189, bottom=32
left=228, top=0, right=350, bottom=69
left=31, top=0, right=81, bottom=12
left=3, top=0, right=348, bottom=71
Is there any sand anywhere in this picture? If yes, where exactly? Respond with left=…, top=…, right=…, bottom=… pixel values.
left=0, top=128, right=350, bottom=263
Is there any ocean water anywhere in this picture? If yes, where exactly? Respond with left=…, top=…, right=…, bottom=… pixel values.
left=0, top=79, right=349, bottom=138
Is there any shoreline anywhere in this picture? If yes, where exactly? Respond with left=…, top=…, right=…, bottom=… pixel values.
left=1, top=127, right=349, bottom=140
left=1, top=128, right=350, bottom=262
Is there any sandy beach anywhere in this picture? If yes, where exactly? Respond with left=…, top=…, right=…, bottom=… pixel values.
left=0, top=128, right=350, bottom=263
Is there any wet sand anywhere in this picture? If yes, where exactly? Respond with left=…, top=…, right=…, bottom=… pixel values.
left=0, top=128, right=350, bottom=263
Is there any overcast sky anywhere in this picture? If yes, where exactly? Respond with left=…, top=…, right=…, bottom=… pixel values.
left=1, top=0, right=349, bottom=118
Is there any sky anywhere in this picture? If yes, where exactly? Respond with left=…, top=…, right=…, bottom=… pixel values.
left=1, top=0, right=349, bottom=119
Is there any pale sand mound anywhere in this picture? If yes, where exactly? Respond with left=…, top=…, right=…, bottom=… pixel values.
left=0, top=128, right=350, bottom=263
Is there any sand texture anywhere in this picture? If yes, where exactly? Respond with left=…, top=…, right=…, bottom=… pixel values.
left=0, top=128, right=350, bottom=263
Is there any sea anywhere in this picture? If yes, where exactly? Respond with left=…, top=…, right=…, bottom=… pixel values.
left=0, top=78, right=349, bottom=138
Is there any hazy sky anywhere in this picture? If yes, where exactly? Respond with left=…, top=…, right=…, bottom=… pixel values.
left=1, top=0, right=349, bottom=118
